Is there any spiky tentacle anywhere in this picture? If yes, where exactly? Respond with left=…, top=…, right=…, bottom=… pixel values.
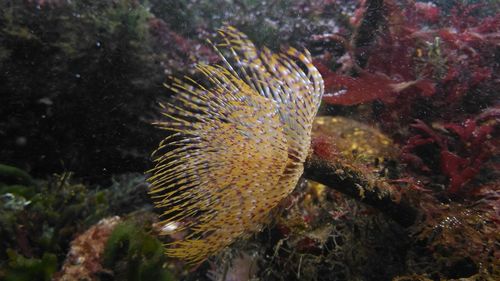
left=148, top=26, right=324, bottom=264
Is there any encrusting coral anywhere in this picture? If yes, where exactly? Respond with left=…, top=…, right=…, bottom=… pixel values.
left=148, top=25, right=324, bottom=264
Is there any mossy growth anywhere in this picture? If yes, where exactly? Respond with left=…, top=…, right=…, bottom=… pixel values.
left=0, top=163, right=33, bottom=186
left=0, top=164, right=111, bottom=280
left=0, top=163, right=170, bottom=280
left=2, top=250, right=57, bottom=281
left=0, top=164, right=36, bottom=208
left=103, top=222, right=174, bottom=281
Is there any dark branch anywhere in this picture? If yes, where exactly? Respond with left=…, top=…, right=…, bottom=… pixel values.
left=304, top=151, right=418, bottom=228
left=352, top=0, right=385, bottom=68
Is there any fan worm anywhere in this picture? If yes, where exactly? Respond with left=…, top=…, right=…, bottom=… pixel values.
left=148, top=26, right=324, bottom=264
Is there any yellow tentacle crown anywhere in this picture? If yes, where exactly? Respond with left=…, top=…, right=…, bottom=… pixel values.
left=148, top=26, right=324, bottom=264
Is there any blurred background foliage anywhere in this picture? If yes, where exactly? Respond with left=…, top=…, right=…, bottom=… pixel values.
left=0, top=0, right=164, bottom=183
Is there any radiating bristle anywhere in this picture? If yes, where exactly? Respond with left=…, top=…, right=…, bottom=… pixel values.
left=148, top=25, right=324, bottom=264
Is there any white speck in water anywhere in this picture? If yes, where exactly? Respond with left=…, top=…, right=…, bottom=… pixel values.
left=38, top=97, right=53, bottom=105
left=15, top=137, right=27, bottom=146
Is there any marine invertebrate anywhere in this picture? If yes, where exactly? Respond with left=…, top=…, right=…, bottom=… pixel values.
left=148, top=26, right=323, bottom=264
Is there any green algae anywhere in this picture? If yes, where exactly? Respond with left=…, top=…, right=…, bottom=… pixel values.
left=3, top=250, right=57, bottom=281
left=0, top=165, right=109, bottom=280
left=0, top=164, right=33, bottom=186
left=0, top=164, right=174, bottom=280
left=103, top=222, right=174, bottom=281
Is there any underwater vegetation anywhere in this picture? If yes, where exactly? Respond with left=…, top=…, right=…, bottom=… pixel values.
left=0, top=164, right=104, bottom=280
left=0, top=164, right=175, bottom=281
left=0, top=0, right=498, bottom=280
left=304, top=0, right=499, bottom=279
left=101, top=220, right=174, bottom=281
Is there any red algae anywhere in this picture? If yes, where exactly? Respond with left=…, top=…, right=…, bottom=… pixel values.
left=315, top=0, right=499, bottom=118
left=400, top=116, right=497, bottom=196
left=312, top=0, right=499, bottom=199
left=307, top=2, right=499, bottom=277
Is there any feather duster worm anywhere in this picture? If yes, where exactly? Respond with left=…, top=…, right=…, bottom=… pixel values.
left=148, top=26, right=324, bottom=264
